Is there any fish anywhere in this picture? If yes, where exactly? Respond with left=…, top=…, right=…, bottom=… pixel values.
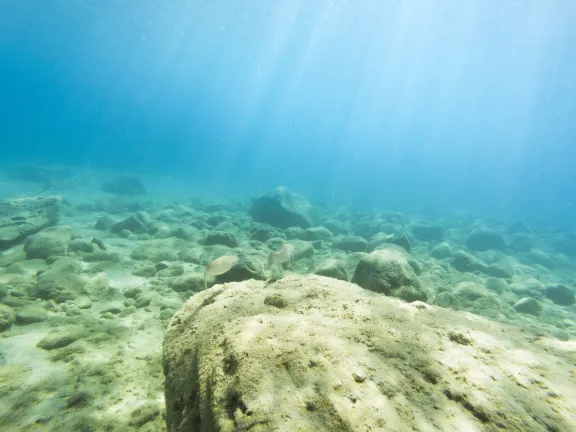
left=91, top=237, right=107, bottom=251
left=267, top=243, right=295, bottom=268
left=204, top=255, right=239, bottom=289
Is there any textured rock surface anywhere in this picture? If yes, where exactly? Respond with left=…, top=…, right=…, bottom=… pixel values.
left=351, top=246, right=426, bottom=302
left=249, top=187, right=315, bottom=228
left=0, top=195, right=62, bottom=251
left=163, top=275, right=576, bottom=432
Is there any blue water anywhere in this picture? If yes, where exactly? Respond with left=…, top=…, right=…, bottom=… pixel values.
left=1, top=0, right=575, bottom=225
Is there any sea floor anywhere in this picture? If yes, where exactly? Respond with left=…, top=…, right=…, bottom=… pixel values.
left=0, top=164, right=575, bottom=431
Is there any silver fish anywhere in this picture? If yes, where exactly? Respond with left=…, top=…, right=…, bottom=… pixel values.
left=204, top=255, right=239, bottom=289
left=267, top=243, right=295, bottom=267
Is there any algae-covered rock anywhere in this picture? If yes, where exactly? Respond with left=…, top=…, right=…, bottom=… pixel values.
left=545, top=285, right=575, bottom=306
left=37, top=332, right=80, bottom=350
left=314, top=259, right=348, bottom=281
left=24, top=226, right=73, bottom=259
left=15, top=307, right=48, bottom=324
left=431, top=241, right=453, bottom=259
left=514, top=297, right=542, bottom=315
left=352, top=246, right=427, bottom=302
left=32, top=267, right=85, bottom=303
left=333, top=235, right=367, bottom=252
left=110, top=211, right=154, bottom=234
left=0, top=304, right=16, bottom=331
left=249, top=187, right=315, bottom=228
left=202, top=230, right=239, bottom=248
left=0, top=195, right=62, bottom=251
left=163, top=275, right=576, bottom=432
left=305, top=226, right=334, bottom=242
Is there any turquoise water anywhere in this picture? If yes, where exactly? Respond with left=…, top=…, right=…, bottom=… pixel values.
left=1, top=0, right=575, bottom=225
left=1, top=2, right=576, bottom=431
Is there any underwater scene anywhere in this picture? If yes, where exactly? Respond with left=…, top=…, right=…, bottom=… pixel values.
left=1, top=1, right=576, bottom=431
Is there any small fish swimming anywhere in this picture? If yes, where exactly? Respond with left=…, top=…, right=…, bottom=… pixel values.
left=204, top=255, right=239, bottom=289
left=267, top=242, right=295, bottom=267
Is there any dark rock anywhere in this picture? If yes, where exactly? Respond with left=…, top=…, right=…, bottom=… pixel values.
left=305, top=226, right=334, bottom=242
left=333, top=235, right=367, bottom=252
left=545, top=285, right=575, bottom=306
left=314, top=259, right=348, bottom=281
left=15, top=307, right=48, bottom=324
left=250, top=187, right=315, bottom=229
left=514, top=297, right=541, bottom=315
left=352, top=246, right=427, bottom=302
left=0, top=304, right=16, bottom=331
left=203, top=230, right=239, bottom=248
left=249, top=225, right=286, bottom=242
left=24, top=226, right=73, bottom=259
left=451, top=250, right=488, bottom=273
left=37, top=332, right=79, bottom=350
left=431, top=242, right=453, bottom=259
left=101, top=173, right=147, bottom=196
left=94, top=215, right=116, bottom=231
left=0, top=195, right=62, bottom=251
left=110, top=212, right=153, bottom=235
left=466, top=228, right=507, bottom=252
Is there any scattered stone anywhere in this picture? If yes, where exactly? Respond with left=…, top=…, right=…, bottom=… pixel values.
left=0, top=195, right=62, bottom=251
left=32, top=267, right=84, bottom=303
left=15, top=307, right=47, bottom=324
left=431, top=242, right=453, bottom=259
left=485, top=277, right=508, bottom=294
left=0, top=304, right=16, bottom=331
left=249, top=187, right=315, bottom=228
left=352, top=246, right=427, bottom=302
left=135, top=292, right=154, bottom=308
left=170, top=273, right=204, bottom=293
left=76, top=296, right=92, bottom=309
left=101, top=173, right=147, bottom=196
left=314, top=259, right=348, bottom=281
left=110, top=211, right=153, bottom=235
left=203, top=230, right=239, bottom=247
left=545, top=285, right=575, bottom=306
left=37, top=332, right=79, bottom=350
left=514, top=297, right=542, bottom=315
left=333, top=235, right=367, bottom=252
left=94, top=215, right=115, bottom=231
left=451, top=250, right=488, bottom=274
left=84, top=273, right=111, bottom=298
left=24, top=226, right=73, bottom=259
left=305, top=226, right=334, bottom=242
left=133, top=264, right=157, bottom=277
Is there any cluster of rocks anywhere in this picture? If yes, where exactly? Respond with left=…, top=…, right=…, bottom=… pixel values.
left=1, top=181, right=576, bottom=431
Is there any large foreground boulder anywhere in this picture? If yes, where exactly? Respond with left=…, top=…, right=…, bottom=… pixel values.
left=249, top=187, right=314, bottom=229
left=0, top=195, right=62, bottom=251
left=163, top=275, right=576, bottom=432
